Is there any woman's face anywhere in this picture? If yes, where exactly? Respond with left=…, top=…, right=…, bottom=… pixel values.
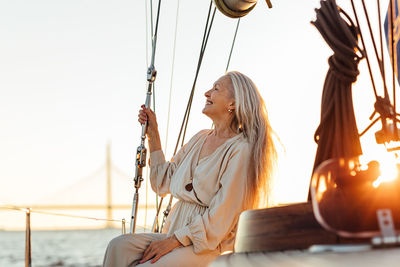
left=202, top=75, right=235, bottom=120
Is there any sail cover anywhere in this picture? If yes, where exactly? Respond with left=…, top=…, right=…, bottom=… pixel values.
left=384, top=0, right=400, bottom=85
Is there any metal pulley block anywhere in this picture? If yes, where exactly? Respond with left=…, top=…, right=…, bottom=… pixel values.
left=213, top=0, right=272, bottom=19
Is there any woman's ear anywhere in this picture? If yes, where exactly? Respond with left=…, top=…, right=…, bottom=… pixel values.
left=228, top=102, right=235, bottom=111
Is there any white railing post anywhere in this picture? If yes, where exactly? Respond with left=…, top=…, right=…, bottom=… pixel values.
left=122, top=219, right=126, bottom=234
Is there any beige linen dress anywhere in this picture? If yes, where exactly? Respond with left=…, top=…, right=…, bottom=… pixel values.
left=103, top=129, right=251, bottom=267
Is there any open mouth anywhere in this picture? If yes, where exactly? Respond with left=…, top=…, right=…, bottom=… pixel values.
left=206, top=100, right=213, bottom=105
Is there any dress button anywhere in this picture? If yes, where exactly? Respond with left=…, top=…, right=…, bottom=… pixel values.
left=185, top=183, right=193, bottom=192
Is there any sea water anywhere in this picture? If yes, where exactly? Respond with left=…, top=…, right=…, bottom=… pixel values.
left=0, top=228, right=124, bottom=267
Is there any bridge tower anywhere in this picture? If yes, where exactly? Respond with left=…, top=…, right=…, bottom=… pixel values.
left=106, top=142, right=113, bottom=228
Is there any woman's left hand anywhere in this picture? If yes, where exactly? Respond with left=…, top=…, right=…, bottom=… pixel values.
left=139, top=235, right=182, bottom=264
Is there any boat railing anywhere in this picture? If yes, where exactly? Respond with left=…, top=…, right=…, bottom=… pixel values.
left=0, top=204, right=139, bottom=267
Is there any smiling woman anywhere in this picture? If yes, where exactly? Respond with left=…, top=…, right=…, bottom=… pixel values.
left=102, top=71, right=277, bottom=267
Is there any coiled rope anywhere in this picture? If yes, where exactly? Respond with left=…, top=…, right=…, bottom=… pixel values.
left=311, top=0, right=364, bottom=174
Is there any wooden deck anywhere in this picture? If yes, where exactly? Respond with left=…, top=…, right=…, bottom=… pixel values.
left=210, top=247, right=400, bottom=267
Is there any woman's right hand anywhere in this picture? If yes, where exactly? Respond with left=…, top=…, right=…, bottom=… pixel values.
left=138, top=105, right=158, bottom=138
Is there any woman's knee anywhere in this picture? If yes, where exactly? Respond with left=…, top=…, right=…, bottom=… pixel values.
left=107, top=234, right=132, bottom=251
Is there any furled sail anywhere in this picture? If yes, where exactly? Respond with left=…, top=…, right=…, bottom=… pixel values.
left=384, top=0, right=400, bottom=85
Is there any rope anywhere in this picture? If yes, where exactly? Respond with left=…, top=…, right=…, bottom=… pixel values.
left=164, top=0, right=181, bottom=157
left=310, top=0, right=364, bottom=198
left=226, top=18, right=241, bottom=72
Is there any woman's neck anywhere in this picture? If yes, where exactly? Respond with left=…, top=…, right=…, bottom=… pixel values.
left=212, top=120, right=237, bottom=138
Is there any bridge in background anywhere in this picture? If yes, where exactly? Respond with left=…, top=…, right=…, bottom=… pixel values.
left=0, top=143, right=157, bottom=228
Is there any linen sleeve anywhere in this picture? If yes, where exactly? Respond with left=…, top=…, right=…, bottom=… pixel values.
left=150, top=130, right=206, bottom=196
left=174, top=142, right=251, bottom=253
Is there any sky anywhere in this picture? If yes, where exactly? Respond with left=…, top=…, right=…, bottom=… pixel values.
left=0, top=0, right=396, bottom=229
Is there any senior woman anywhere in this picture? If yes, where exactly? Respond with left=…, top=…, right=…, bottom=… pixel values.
left=103, top=71, right=276, bottom=267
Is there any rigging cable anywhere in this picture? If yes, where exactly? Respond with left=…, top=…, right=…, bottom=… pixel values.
left=130, top=0, right=162, bottom=233
left=226, top=18, right=241, bottom=73
left=153, top=0, right=217, bottom=232
left=377, top=0, right=386, bottom=97
left=165, top=0, right=181, bottom=157
left=144, top=0, right=150, bottom=232
left=360, top=0, right=389, bottom=98
left=150, top=0, right=182, bottom=232
left=177, top=1, right=217, bottom=151
left=389, top=0, right=398, bottom=138
left=353, top=0, right=399, bottom=140
left=150, top=0, right=157, bottom=112
left=349, top=0, right=379, bottom=99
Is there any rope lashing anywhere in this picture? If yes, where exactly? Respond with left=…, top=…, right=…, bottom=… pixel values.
left=311, top=0, right=363, bottom=181
left=327, top=56, right=360, bottom=84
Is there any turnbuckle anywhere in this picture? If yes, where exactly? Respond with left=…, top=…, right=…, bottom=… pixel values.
left=147, top=65, right=157, bottom=83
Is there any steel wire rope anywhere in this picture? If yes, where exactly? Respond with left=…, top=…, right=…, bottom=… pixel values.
left=145, top=0, right=161, bottom=232
left=351, top=0, right=399, bottom=140
left=226, top=18, right=241, bottom=73
left=0, top=205, right=123, bottom=223
left=144, top=0, right=150, bottom=233
left=148, top=0, right=182, bottom=233
left=389, top=0, right=398, bottom=138
left=176, top=1, right=216, bottom=152
left=360, top=0, right=389, bottom=98
left=157, top=3, right=244, bottom=231
left=150, top=0, right=157, bottom=112
left=349, top=0, right=379, bottom=99
left=377, top=0, right=387, bottom=96
left=153, top=1, right=217, bottom=232
left=144, top=0, right=162, bottom=232
left=164, top=0, right=181, bottom=157
left=131, top=0, right=162, bottom=233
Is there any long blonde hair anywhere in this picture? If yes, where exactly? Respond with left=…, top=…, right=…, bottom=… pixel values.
left=228, top=71, right=277, bottom=209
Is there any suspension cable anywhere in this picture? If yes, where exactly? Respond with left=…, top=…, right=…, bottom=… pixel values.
left=165, top=0, right=181, bottom=157
left=226, top=18, right=241, bottom=72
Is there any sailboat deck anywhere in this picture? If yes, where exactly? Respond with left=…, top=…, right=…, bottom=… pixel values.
left=211, top=246, right=400, bottom=267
